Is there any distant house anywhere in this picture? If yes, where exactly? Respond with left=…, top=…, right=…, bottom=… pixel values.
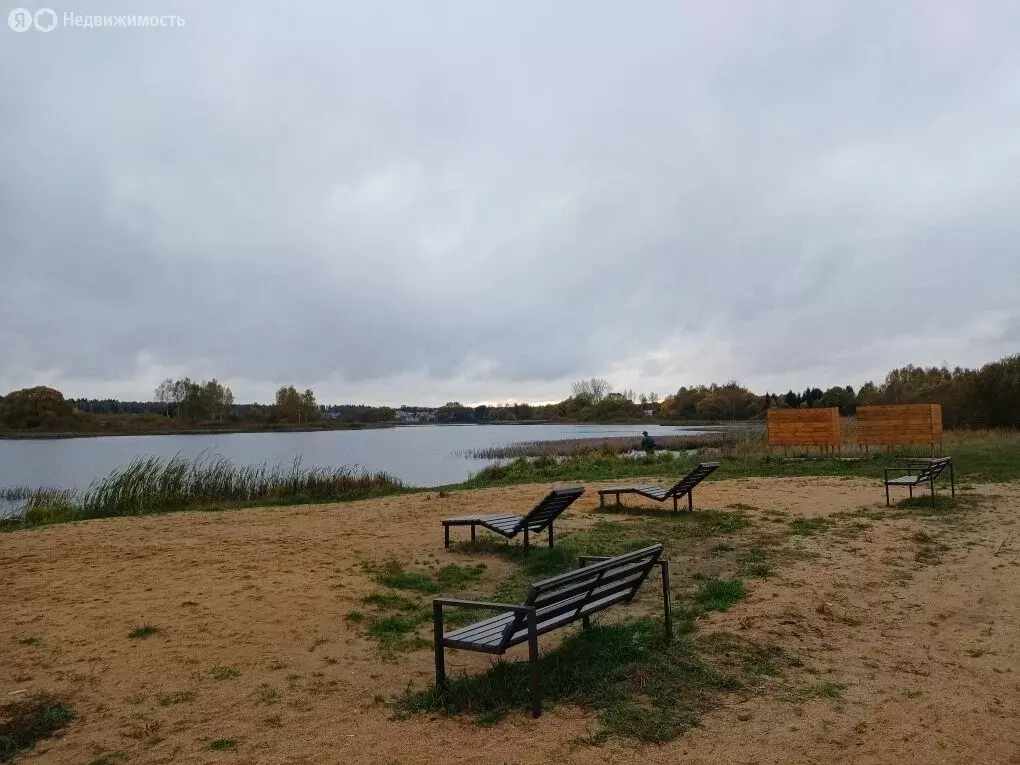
left=395, top=410, right=436, bottom=424
left=643, top=409, right=654, bottom=417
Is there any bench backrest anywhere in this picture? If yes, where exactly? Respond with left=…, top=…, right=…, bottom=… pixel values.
left=916, top=458, right=951, bottom=483
left=515, top=487, right=584, bottom=533
left=665, top=462, right=720, bottom=498
left=497, top=544, right=664, bottom=650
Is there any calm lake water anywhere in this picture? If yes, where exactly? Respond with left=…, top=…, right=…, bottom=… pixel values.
left=0, top=423, right=712, bottom=495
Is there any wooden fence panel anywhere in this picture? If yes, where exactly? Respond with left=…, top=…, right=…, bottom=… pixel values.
left=766, top=408, right=842, bottom=452
left=857, top=404, right=943, bottom=450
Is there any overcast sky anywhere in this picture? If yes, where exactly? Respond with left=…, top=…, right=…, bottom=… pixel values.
left=2, top=2, right=1019, bottom=406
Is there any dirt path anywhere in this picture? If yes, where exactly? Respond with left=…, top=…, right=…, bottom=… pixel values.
left=2, top=477, right=1018, bottom=764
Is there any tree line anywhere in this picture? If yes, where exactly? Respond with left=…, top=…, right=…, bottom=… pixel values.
left=2, top=352, right=1017, bottom=432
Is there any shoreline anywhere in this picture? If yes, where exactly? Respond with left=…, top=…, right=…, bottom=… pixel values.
left=0, top=419, right=747, bottom=441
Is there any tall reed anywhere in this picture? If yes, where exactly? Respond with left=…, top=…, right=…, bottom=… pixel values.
left=461, top=431, right=751, bottom=459
left=2, top=453, right=404, bottom=529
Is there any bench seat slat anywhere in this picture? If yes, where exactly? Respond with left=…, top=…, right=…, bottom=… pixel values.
left=885, top=476, right=922, bottom=485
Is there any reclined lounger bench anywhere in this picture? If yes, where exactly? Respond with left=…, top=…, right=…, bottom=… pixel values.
left=597, top=462, right=719, bottom=512
left=432, top=543, right=671, bottom=717
left=441, top=487, right=584, bottom=548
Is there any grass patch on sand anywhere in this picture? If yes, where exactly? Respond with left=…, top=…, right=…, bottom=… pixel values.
left=397, top=618, right=788, bottom=742
left=695, top=578, right=746, bottom=612
left=128, top=625, right=159, bottom=640
left=0, top=693, right=74, bottom=763
left=373, top=562, right=487, bottom=594
left=789, top=518, right=830, bottom=536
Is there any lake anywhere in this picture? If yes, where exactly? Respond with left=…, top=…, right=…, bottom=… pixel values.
left=0, top=423, right=713, bottom=496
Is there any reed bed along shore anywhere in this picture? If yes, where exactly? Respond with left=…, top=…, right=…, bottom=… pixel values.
left=461, top=429, right=761, bottom=459
left=0, top=453, right=404, bottom=530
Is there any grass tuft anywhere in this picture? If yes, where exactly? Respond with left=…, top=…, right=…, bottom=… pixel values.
left=207, top=738, right=237, bottom=751
left=128, top=625, right=159, bottom=640
left=0, top=693, right=74, bottom=762
left=789, top=518, right=830, bottom=536
left=156, top=691, right=196, bottom=706
left=696, top=579, right=747, bottom=612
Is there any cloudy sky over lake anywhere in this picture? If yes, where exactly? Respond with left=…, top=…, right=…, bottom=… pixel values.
left=3, top=1, right=1019, bottom=405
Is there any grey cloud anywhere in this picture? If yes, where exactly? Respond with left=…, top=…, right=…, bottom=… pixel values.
left=2, top=0, right=1019, bottom=404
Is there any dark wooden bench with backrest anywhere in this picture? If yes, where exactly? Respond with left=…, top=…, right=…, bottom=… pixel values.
left=441, top=487, right=584, bottom=548
left=432, top=544, right=671, bottom=717
left=597, top=462, right=720, bottom=512
left=884, top=456, right=954, bottom=507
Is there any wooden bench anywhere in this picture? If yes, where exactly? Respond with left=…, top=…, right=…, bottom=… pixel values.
left=884, top=457, right=955, bottom=507
left=432, top=544, right=671, bottom=717
left=441, top=487, right=583, bottom=548
left=597, top=462, right=719, bottom=512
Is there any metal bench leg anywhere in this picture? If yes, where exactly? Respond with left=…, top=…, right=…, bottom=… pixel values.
left=547, top=523, right=554, bottom=548
left=444, top=524, right=450, bottom=548
left=885, top=483, right=890, bottom=506
left=523, top=527, right=529, bottom=548
left=599, top=493, right=605, bottom=508
left=931, top=479, right=936, bottom=508
left=470, top=525, right=476, bottom=542
left=660, top=561, right=673, bottom=642
left=672, top=495, right=678, bottom=513
left=950, top=462, right=955, bottom=500
left=527, top=609, right=541, bottom=717
left=909, top=485, right=913, bottom=499
left=433, top=603, right=446, bottom=691
left=687, top=492, right=693, bottom=513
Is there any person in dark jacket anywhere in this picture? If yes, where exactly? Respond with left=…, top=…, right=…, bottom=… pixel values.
left=639, top=431, right=656, bottom=451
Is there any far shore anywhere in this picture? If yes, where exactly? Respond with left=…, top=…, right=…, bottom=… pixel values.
left=0, top=419, right=746, bottom=441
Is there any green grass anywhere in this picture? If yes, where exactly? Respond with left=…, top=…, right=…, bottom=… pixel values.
left=789, top=518, right=830, bottom=536
left=128, top=624, right=159, bottom=639
left=397, top=619, right=786, bottom=742
left=696, top=579, right=746, bottom=612
left=207, top=738, right=237, bottom=751
left=360, top=593, right=421, bottom=611
left=741, top=548, right=774, bottom=579
left=780, top=679, right=847, bottom=702
left=2, top=453, right=406, bottom=532
left=156, top=690, right=196, bottom=706
left=210, top=666, right=240, bottom=681
left=14, top=636, right=41, bottom=646
left=0, top=693, right=74, bottom=763
left=374, top=562, right=486, bottom=594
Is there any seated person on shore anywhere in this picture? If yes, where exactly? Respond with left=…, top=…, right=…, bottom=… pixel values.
left=640, top=431, right=657, bottom=451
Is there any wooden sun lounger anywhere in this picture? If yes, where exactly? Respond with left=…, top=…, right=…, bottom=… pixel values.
left=432, top=543, right=671, bottom=717
left=441, top=487, right=584, bottom=548
left=597, top=462, right=720, bottom=512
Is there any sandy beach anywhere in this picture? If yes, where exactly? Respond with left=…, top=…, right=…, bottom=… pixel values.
left=2, top=477, right=1018, bottom=764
